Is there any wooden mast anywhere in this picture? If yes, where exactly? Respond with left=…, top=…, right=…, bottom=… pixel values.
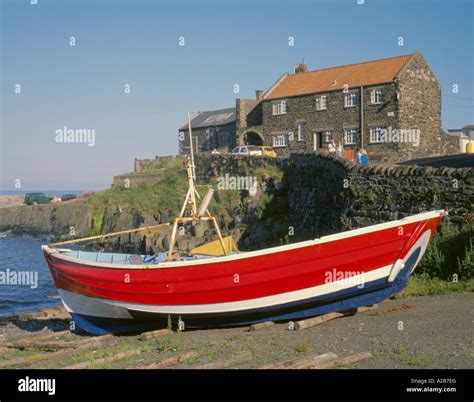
left=167, top=113, right=228, bottom=260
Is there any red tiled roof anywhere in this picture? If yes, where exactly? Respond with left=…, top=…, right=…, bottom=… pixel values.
left=265, top=54, right=413, bottom=100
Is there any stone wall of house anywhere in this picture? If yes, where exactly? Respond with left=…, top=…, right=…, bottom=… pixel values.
left=236, top=99, right=262, bottom=129
left=261, top=83, right=401, bottom=159
left=178, top=123, right=236, bottom=155
left=236, top=98, right=263, bottom=146
left=396, top=52, right=458, bottom=160
left=361, top=83, right=400, bottom=158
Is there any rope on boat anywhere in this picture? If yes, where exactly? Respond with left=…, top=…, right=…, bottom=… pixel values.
left=47, top=222, right=170, bottom=247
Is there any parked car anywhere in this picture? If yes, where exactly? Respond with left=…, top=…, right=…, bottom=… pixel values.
left=60, top=194, right=77, bottom=202
left=24, top=192, right=51, bottom=205
left=230, top=145, right=262, bottom=156
left=258, top=146, right=277, bottom=158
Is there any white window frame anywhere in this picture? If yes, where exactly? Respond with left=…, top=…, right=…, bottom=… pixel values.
left=272, top=133, right=288, bottom=148
left=315, top=95, right=327, bottom=111
left=344, top=91, right=358, bottom=108
left=324, top=130, right=333, bottom=143
left=297, top=122, right=305, bottom=141
left=370, top=88, right=385, bottom=104
left=344, top=128, right=358, bottom=145
left=369, top=126, right=385, bottom=143
left=272, top=100, right=287, bottom=115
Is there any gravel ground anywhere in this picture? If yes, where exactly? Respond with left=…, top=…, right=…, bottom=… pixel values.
left=0, top=292, right=472, bottom=369
left=169, top=292, right=473, bottom=369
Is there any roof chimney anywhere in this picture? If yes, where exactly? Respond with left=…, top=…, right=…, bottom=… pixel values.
left=255, top=90, right=264, bottom=100
left=293, top=63, right=308, bottom=74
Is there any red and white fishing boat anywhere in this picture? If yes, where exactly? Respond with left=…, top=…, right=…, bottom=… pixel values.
left=42, top=117, right=444, bottom=335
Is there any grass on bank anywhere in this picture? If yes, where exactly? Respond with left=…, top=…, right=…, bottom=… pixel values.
left=416, top=225, right=474, bottom=280
left=398, top=275, right=474, bottom=298
left=398, top=225, right=474, bottom=297
left=86, top=158, right=189, bottom=235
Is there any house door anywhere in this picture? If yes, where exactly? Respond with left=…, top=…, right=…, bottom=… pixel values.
left=313, top=132, right=323, bottom=150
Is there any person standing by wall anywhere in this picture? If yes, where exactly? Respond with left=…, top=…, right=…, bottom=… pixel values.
left=355, top=147, right=362, bottom=164
left=337, top=141, right=343, bottom=158
left=360, top=148, right=369, bottom=165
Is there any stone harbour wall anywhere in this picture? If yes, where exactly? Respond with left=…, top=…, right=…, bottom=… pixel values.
left=112, top=172, right=165, bottom=189
left=287, top=152, right=473, bottom=239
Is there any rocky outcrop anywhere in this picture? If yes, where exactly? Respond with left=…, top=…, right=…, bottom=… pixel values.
left=0, top=201, right=92, bottom=238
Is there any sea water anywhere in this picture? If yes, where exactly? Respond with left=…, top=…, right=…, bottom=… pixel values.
left=0, top=236, right=60, bottom=317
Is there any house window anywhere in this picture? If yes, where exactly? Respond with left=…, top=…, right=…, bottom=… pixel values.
left=272, top=133, right=288, bottom=147
left=315, top=95, right=327, bottom=110
left=371, top=89, right=385, bottom=104
left=369, top=126, right=385, bottom=143
left=298, top=122, right=305, bottom=141
left=325, top=130, right=333, bottom=142
left=344, top=91, right=358, bottom=107
left=272, top=100, right=287, bottom=115
left=344, top=128, right=358, bottom=145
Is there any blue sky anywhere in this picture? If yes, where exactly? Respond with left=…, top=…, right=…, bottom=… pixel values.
left=1, top=0, right=473, bottom=191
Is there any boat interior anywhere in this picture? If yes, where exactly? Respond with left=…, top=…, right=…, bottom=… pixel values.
left=54, top=235, right=241, bottom=265
left=58, top=246, right=241, bottom=265
left=57, top=249, right=232, bottom=264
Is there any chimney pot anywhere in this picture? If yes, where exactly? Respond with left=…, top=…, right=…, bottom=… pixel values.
left=293, top=63, right=308, bottom=74
left=255, top=90, right=264, bottom=100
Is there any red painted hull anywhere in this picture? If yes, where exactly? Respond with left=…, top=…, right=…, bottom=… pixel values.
left=43, top=212, right=442, bottom=320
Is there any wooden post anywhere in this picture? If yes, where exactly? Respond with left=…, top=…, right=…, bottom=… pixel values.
left=250, top=321, right=274, bottom=331
left=357, top=304, right=378, bottom=313
left=293, top=312, right=345, bottom=330
left=141, top=351, right=198, bottom=369
left=139, top=329, right=172, bottom=341
left=319, top=352, right=373, bottom=369
left=196, top=351, right=252, bottom=369
left=259, top=352, right=338, bottom=369
left=64, top=349, right=141, bottom=369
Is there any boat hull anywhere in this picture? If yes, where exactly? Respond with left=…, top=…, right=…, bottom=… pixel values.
left=42, top=211, right=443, bottom=335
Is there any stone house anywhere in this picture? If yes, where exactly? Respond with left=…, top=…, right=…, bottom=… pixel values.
left=178, top=107, right=237, bottom=154
left=180, top=52, right=457, bottom=162
left=251, top=52, right=457, bottom=161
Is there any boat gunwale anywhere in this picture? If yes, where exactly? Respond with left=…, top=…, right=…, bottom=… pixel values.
left=42, top=210, right=444, bottom=270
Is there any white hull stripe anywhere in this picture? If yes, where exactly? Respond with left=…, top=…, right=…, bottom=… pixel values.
left=58, top=264, right=393, bottom=319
